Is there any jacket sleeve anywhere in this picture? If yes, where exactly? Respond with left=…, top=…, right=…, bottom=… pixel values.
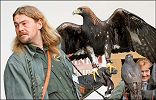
left=142, top=89, right=156, bottom=100
left=142, top=78, right=156, bottom=100
left=109, top=81, right=125, bottom=100
left=4, top=56, right=33, bottom=99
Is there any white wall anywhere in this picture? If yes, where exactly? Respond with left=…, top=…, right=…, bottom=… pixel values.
left=1, top=1, right=155, bottom=99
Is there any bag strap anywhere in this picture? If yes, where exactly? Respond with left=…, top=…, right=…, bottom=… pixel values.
left=41, top=50, right=52, bottom=100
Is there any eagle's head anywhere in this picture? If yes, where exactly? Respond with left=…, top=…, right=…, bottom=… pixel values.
left=72, top=6, right=93, bottom=17
left=72, top=6, right=100, bottom=25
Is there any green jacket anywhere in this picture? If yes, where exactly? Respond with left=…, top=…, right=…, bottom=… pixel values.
left=109, top=81, right=125, bottom=100
left=4, top=44, right=80, bottom=99
left=109, top=80, right=156, bottom=100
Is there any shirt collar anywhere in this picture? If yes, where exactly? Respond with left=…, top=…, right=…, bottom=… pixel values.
left=24, top=44, right=48, bottom=57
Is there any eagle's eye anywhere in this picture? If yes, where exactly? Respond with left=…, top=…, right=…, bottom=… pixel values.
left=79, top=8, right=83, bottom=11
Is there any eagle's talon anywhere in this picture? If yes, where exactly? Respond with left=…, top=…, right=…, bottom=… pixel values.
left=106, top=63, right=116, bottom=73
left=92, top=68, right=99, bottom=81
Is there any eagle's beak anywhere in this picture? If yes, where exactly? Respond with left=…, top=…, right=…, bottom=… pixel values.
left=72, top=9, right=81, bottom=15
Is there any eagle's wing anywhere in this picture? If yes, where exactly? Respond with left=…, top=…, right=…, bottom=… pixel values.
left=56, top=22, right=87, bottom=59
left=107, top=8, right=156, bottom=63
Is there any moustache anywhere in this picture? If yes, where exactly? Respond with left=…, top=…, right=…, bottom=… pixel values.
left=18, top=32, right=28, bottom=37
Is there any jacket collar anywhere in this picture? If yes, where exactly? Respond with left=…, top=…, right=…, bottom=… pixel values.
left=24, top=44, right=48, bottom=57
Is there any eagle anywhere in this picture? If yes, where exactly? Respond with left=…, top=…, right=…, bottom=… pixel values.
left=121, top=54, right=142, bottom=100
left=56, top=6, right=156, bottom=72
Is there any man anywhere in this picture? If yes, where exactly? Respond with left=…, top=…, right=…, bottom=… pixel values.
left=4, top=5, right=81, bottom=99
left=109, top=58, right=156, bottom=100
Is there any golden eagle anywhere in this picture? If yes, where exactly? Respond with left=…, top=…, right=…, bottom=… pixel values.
left=56, top=6, right=156, bottom=69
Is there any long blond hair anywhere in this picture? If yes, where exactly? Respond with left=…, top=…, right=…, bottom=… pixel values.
left=12, top=5, right=61, bottom=58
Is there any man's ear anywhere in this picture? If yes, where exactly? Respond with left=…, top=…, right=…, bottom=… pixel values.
left=37, top=19, right=42, bottom=29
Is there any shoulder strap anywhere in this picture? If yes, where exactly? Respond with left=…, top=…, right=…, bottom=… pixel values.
left=41, top=50, right=52, bottom=100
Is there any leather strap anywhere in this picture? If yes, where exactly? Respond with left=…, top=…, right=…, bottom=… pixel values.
left=41, top=50, right=52, bottom=100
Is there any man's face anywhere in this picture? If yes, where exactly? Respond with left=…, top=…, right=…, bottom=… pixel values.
left=13, top=14, right=42, bottom=44
left=141, top=65, right=151, bottom=82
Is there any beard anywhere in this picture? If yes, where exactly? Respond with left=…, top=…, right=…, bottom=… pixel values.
left=18, top=34, right=31, bottom=44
